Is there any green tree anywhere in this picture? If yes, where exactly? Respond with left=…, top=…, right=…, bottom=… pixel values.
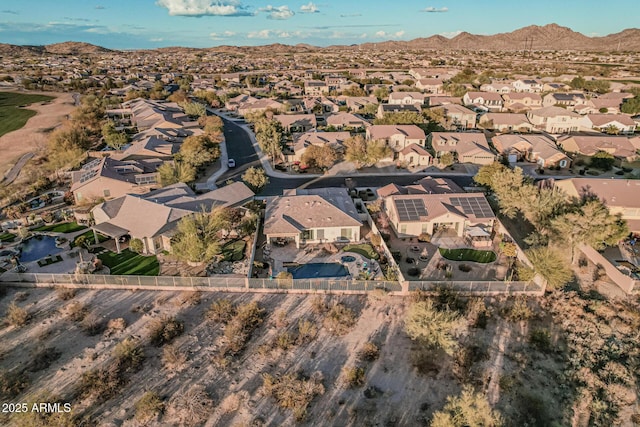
left=344, top=135, right=392, bottom=168
left=405, top=300, right=465, bottom=356
left=474, top=162, right=508, bottom=187
left=590, top=151, right=615, bottom=171
left=431, top=386, right=503, bottom=427
left=179, top=135, right=220, bottom=168
left=301, top=145, right=338, bottom=170
left=171, top=208, right=231, bottom=263
left=129, top=238, right=144, bottom=254
left=488, top=167, right=536, bottom=219
left=198, top=115, right=224, bottom=135
left=373, top=111, right=424, bottom=125
left=102, top=121, right=129, bottom=149
left=158, top=161, right=196, bottom=186
left=242, top=167, right=269, bottom=192
left=181, top=102, right=206, bottom=118
left=254, top=119, right=284, bottom=160
left=620, top=96, right=640, bottom=115
left=525, top=247, right=572, bottom=290
left=373, top=86, right=389, bottom=101
left=439, top=152, right=454, bottom=166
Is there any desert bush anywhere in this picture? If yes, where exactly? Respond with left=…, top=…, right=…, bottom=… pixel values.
left=178, top=291, right=202, bottom=306
left=323, top=303, right=357, bottom=336
left=275, top=332, right=296, bottom=351
left=9, top=391, right=76, bottom=427
left=453, top=343, right=489, bottom=383
left=466, top=298, right=489, bottom=329
left=515, top=262, right=536, bottom=281
left=162, top=344, right=187, bottom=370
left=167, top=385, right=213, bottom=425
left=148, top=316, right=184, bottom=346
left=14, top=291, right=29, bottom=302
left=81, top=313, right=103, bottom=335
left=368, top=287, right=389, bottom=304
left=206, top=298, right=236, bottom=323
left=405, top=299, right=465, bottom=356
left=358, top=342, right=380, bottom=362
left=219, top=391, right=249, bottom=414
left=342, top=366, right=366, bottom=388
left=458, top=264, right=472, bottom=272
left=410, top=346, right=442, bottom=376
left=274, top=310, right=289, bottom=328
left=529, top=328, right=552, bottom=352
left=113, top=337, right=145, bottom=372
left=6, top=302, right=29, bottom=327
left=27, top=346, right=61, bottom=372
left=62, top=301, right=88, bottom=322
left=431, top=385, right=503, bottom=427
left=104, top=317, right=127, bottom=337
left=435, top=286, right=468, bottom=313
left=297, top=319, right=317, bottom=344
left=311, top=295, right=328, bottom=314
left=0, top=369, right=29, bottom=399
left=499, top=374, right=518, bottom=393
left=56, top=287, right=76, bottom=301
left=261, top=371, right=324, bottom=421
left=79, top=363, right=123, bottom=400
left=223, top=301, right=265, bottom=356
left=135, top=391, right=164, bottom=423
left=502, top=297, right=533, bottom=322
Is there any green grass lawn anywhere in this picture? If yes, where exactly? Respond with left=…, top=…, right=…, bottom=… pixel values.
left=33, top=222, right=87, bottom=234
left=97, top=249, right=159, bottom=276
left=71, top=230, right=110, bottom=247
left=439, top=248, right=497, bottom=263
left=0, top=92, right=54, bottom=137
left=0, top=232, right=16, bottom=242
left=343, top=243, right=379, bottom=260
left=222, top=240, right=246, bottom=261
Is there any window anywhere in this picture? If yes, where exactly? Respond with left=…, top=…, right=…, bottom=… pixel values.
left=400, top=225, right=407, bottom=234
left=421, top=223, right=429, bottom=233
left=316, top=229, right=324, bottom=241
left=302, top=229, right=314, bottom=240
left=340, top=228, right=352, bottom=240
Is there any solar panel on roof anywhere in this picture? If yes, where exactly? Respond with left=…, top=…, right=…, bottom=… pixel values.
left=395, top=199, right=427, bottom=221
left=82, top=158, right=101, bottom=170
left=449, top=196, right=494, bottom=218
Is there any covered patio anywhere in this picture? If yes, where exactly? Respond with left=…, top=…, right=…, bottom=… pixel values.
left=91, top=223, right=128, bottom=253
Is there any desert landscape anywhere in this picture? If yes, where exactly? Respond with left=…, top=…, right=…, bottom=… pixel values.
left=1, top=272, right=638, bottom=426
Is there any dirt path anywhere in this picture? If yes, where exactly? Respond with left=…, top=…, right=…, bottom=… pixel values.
left=0, top=90, right=75, bottom=178
left=2, top=152, right=34, bottom=184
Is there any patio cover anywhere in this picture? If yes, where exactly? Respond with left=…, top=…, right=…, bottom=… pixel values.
left=466, top=226, right=490, bottom=237
left=92, top=222, right=129, bottom=238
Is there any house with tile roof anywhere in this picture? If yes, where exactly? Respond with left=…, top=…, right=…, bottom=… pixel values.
left=502, top=93, right=542, bottom=112
left=325, top=112, right=370, bottom=131
left=263, top=188, right=362, bottom=248
left=398, top=144, right=432, bottom=167
left=291, top=131, right=351, bottom=162
left=478, top=113, right=533, bottom=132
left=493, top=134, right=570, bottom=168
left=428, top=132, right=495, bottom=165
left=274, top=114, right=317, bottom=133
left=526, top=106, right=585, bottom=133
left=584, top=114, right=637, bottom=134
left=367, top=125, right=426, bottom=155
left=557, top=135, right=638, bottom=162
left=91, top=182, right=254, bottom=254
left=463, top=92, right=504, bottom=112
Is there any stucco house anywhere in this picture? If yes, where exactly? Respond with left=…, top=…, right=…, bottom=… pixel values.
left=325, top=112, right=370, bottom=130
left=376, top=103, right=421, bottom=118
left=555, top=178, right=640, bottom=233
left=91, top=182, right=254, bottom=254
left=416, top=78, right=444, bottom=94
left=388, top=92, right=427, bottom=106
left=291, top=131, right=351, bottom=162
left=584, top=114, right=637, bottom=134
left=502, top=93, right=542, bottom=112
left=367, top=125, right=426, bottom=154
left=274, top=114, right=317, bottom=133
left=557, top=135, right=638, bottom=162
left=263, top=188, right=362, bottom=248
left=463, top=92, right=504, bottom=112
left=428, top=132, right=496, bottom=165
left=512, top=79, right=544, bottom=93
left=437, top=104, right=477, bottom=129
left=526, top=106, right=585, bottom=133
left=398, top=144, right=432, bottom=167
left=493, top=134, right=570, bottom=168
left=478, top=113, right=533, bottom=132
left=542, top=92, right=588, bottom=109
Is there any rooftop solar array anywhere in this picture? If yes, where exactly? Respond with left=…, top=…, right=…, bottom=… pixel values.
left=449, top=197, right=494, bottom=218
left=395, top=199, right=427, bottom=221
left=82, top=158, right=102, bottom=170
left=79, top=169, right=98, bottom=183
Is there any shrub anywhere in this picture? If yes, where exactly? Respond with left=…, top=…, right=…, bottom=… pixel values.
left=529, top=328, right=552, bottom=352
left=113, top=338, right=145, bottom=372
left=358, top=342, right=380, bottom=362
left=311, top=295, right=328, bottom=314
left=0, top=369, right=30, bottom=399
left=129, top=238, right=144, bottom=254
left=14, top=291, right=29, bottom=302
left=178, top=291, right=202, bottom=306
left=206, top=298, right=236, bottom=323
left=297, top=319, right=317, bottom=344
left=27, top=346, right=61, bottom=372
left=135, top=391, right=164, bottom=422
left=105, top=317, right=127, bottom=336
left=418, top=233, right=431, bottom=242
left=56, top=288, right=76, bottom=301
left=515, top=262, right=536, bottom=281
left=148, top=317, right=184, bottom=347
left=6, top=303, right=29, bottom=327
left=261, top=371, right=324, bottom=421
left=222, top=301, right=264, bottom=356
left=168, top=385, right=213, bottom=425
left=81, top=313, right=103, bottom=335
left=275, top=332, right=296, bottom=351
left=162, top=344, right=187, bottom=370
left=274, top=310, right=289, bottom=328
left=503, top=297, right=533, bottom=322
left=458, top=264, right=472, bottom=272
left=431, top=385, right=503, bottom=427
left=79, top=363, right=123, bottom=400
left=405, top=300, right=464, bottom=356
left=323, top=303, right=357, bottom=336
left=342, top=366, right=366, bottom=388
left=62, top=301, right=88, bottom=322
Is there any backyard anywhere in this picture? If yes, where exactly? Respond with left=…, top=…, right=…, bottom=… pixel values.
left=0, top=92, right=53, bottom=137
left=97, top=249, right=159, bottom=276
left=33, top=221, right=87, bottom=234
left=439, top=248, right=497, bottom=263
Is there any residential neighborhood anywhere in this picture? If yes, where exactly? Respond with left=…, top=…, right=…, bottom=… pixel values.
left=0, top=6, right=640, bottom=426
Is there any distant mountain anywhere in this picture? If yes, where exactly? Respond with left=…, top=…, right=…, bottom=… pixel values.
left=0, top=41, right=111, bottom=56
left=1, top=24, right=639, bottom=55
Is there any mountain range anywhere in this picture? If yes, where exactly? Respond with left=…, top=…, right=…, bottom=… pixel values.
left=1, top=24, right=639, bottom=55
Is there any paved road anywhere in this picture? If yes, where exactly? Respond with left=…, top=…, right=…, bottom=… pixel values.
left=2, top=152, right=34, bottom=184
left=216, top=117, right=261, bottom=182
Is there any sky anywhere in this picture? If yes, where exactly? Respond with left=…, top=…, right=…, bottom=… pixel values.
left=0, top=0, right=638, bottom=49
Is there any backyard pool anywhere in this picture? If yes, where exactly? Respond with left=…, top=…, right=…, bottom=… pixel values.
left=19, top=235, right=63, bottom=263
left=288, top=263, right=350, bottom=279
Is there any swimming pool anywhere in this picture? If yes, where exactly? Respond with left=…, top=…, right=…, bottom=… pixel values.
left=288, top=263, right=350, bottom=279
left=19, top=235, right=63, bottom=263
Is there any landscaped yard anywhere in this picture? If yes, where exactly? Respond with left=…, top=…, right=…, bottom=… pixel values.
left=438, top=247, right=497, bottom=263
left=0, top=92, right=53, bottom=137
left=97, top=249, right=159, bottom=276
left=71, top=230, right=109, bottom=247
left=0, top=232, right=16, bottom=242
left=222, top=240, right=246, bottom=261
left=343, top=243, right=379, bottom=260
left=33, top=222, right=87, bottom=234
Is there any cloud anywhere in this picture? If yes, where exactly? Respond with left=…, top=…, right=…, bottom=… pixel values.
left=246, top=29, right=304, bottom=39
left=422, top=6, right=448, bottom=13
left=150, top=38, right=164, bottom=42
left=307, top=24, right=397, bottom=30
left=156, top=0, right=254, bottom=17
left=210, top=30, right=236, bottom=40
left=2, top=10, right=19, bottom=15
left=375, top=30, right=405, bottom=39
left=247, top=29, right=271, bottom=39
left=300, top=2, right=319, bottom=13
left=95, top=5, right=105, bottom=10
left=440, top=30, right=462, bottom=38
left=340, top=13, right=362, bottom=18
left=258, top=5, right=294, bottom=20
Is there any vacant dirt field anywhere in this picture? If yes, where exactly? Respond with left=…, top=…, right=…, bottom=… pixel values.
left=0, top=283, right=638, bottom=426
left=0, top=90, right=75, bottom=179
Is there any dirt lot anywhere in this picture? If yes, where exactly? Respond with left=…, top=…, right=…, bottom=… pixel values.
left=0, top=90, right=75, bottom=179
left=0, top=282, right=638, bottom=426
